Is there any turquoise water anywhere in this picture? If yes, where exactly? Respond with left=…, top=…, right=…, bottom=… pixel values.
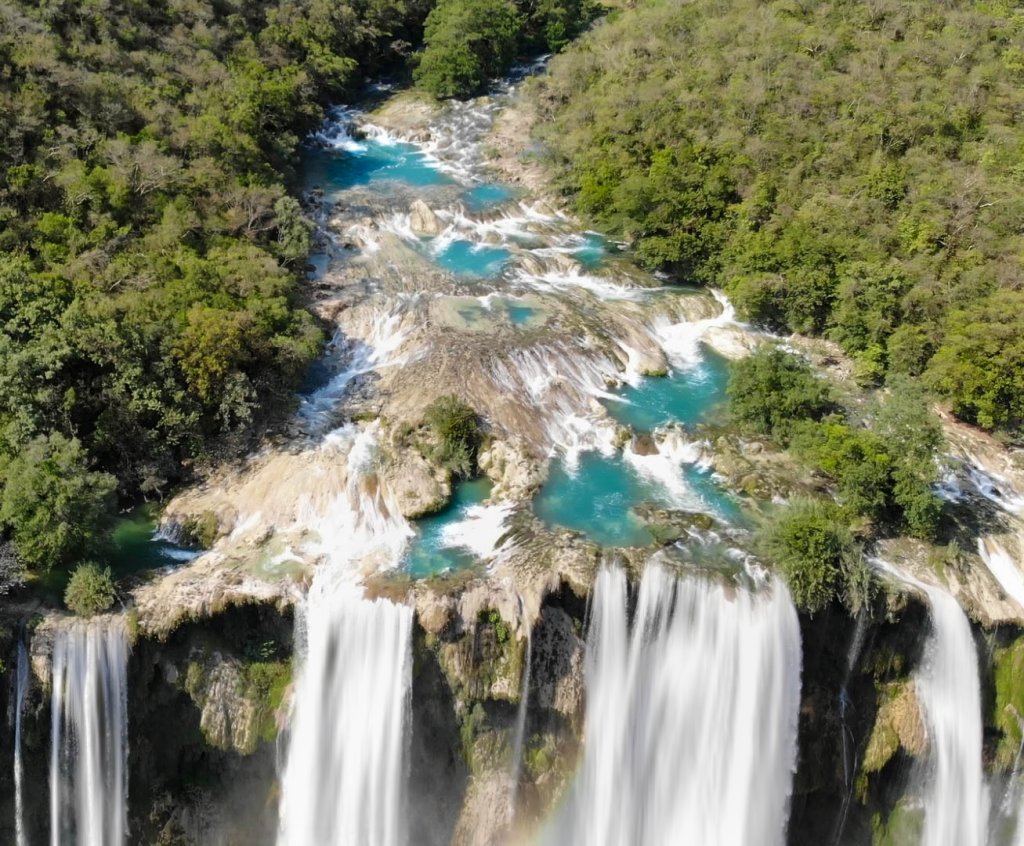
left=463, top=183, right=515, bottom=211
left=534, top=453, right=735, bottom=547
left=534, top=454, right=657, bottom=546
left=507, top=303, right=539, bottom=325
left=304, top=138, right=451, bottom=194
left=435, top=240, right=511, bottom=278
left=108, top=505, right=200, bottom=576
left=450, top=298, right=541, bottom=328
left=405, top=478, right=494, bottom=577
left=604, top=348, right=730, bottom=432
left=572, top=232, right=610, bottom=269
left=307, top=253, right=330, bottom=278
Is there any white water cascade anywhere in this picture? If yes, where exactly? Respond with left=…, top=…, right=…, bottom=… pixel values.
left=49, top=619, right=129, bottom=846
left=276, top=424, right=415, bottom=846
left=13, top=633, right=28, bottom=846
left=873, top=561, right=988, bottom=846
left=549, top=563, right=802, bottom=846
left=277, top=586, right=413, bottom=846
left=915, top=583, right=988, bottom=846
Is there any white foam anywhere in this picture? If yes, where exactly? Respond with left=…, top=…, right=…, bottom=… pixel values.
left=438, top=503, right=514, bottom=559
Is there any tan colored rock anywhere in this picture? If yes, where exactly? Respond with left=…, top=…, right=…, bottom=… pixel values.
left=380, top=445, right=451, bottom=519
left=409, top=198, right=443, bottom=236
left=863, top=680, right=927, bottom=773
left=478, top=438, right=545, bottom=501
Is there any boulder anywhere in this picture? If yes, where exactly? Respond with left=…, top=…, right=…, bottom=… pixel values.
left=409, top=198, right=443, bottom=236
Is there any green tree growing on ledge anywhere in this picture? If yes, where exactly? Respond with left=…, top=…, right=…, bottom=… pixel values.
left=760, top=499, right=870, bottom=615
left=424, top=395, right=482, bottom=478
left=727, top=347, right=837, bottom=443
left=64, top=562, right=117, bottom=617
left=414, top=0, right=522, bottom=98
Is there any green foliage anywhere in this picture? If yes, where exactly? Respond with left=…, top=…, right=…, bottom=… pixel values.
left=484, top=609, right=510, bottom=643
left=538, top=0, right=1024, bottom=433
left=244, top=659, right=292, bottom=743
left=415, top=0, right=522, bottom=98
left=726, top=347, right=837, bottom=442
left=414, top=0, right=595, bottom=98
left=729, top=351, right=942, bottom=538
left=993, top=636, right=1024, bottom=769
left=0, top=0, right=437, bottom=564
left=759, top=499, right=867, bottom=616
left=424, top=395, right=482, bottom=478
left=926, top=290, right=1024, bottom=430
left=181, top=511, right=220, bottom=549
left=0, top=434, right=116, bottom=570
left=64, top=562, right=117, bottom=617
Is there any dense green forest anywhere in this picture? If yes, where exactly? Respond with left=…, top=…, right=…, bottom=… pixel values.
left=414, top=0, right=595, bottom=96
left=0, top=0, right=437, bottom=579
left=535, top=0, right=1024, bottom=433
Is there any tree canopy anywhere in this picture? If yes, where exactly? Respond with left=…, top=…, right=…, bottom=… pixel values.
left=537, top=0, right=1024, bottom=434
left=0, top=0, right=435, bottom=573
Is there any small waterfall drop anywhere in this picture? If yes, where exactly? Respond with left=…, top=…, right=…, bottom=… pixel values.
left=550, top=563, right=802, bottom=846
left=13, top=632, right=28, bottom=846
left=49, top=618, right=129, bottom=846
left=916, top=583, right=988, bottom=846
left=873, top=560, right=988, bottom=846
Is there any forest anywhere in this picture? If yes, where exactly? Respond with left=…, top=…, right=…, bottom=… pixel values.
left=0, top=0, right=592, bottom=596
left=534, top=0, right=1024, bottom=434
left=0, top=0, right=438, bottom=582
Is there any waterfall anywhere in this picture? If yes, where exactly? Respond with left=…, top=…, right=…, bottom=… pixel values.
left=276, top=587, right=413, bottom=846
left=13, top=633, right=28, bottom=846
left=916, top=583, right=988, bottom=846
left=978, top=537, right=1024, bottom=612
left=549, top=563, right=802, bottom=846
left=872, top=560, right=988, bottom=846
left=49, top=619, right=129, bottom=846
left=508, top=631, right=532, bottom=824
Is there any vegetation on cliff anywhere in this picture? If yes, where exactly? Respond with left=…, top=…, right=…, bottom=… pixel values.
left=728, top=346, right=944, bottom=612
left=536, top=0, right=1024, bottom=433
left=64, top=561, right=117, bottom=616
left=0, top=0, right=437, bottom=580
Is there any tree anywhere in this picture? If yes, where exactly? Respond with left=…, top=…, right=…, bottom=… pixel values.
left=64, top=562, right=117, bottom=617
left=727, top=347, right=837, bottom=442
left=415, top=0, right=522, bottom=98
left=927, top=290, right=1024, bottom=431
left=760, top=499, right=863, bottom=615
left=0, top=434, right=117, bottom=570
left=424, top=395, right=482, bottom=478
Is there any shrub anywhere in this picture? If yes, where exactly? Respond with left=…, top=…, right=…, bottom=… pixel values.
left=64, top=562, right=117, bottom=617
left=727, top=347, right=837, bottom=442
left=424, top=395, right=481, bottom=478
left=760, top=500, right=866, bottom=615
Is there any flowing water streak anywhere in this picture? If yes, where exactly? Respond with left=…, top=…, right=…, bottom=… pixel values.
left=13, top=633, right=28, bottom=846
left=277, top=585, right=413, bottom=846
left=873, top=560, right=988, bottom=846
left=277, top=424, right=415, bottom=846
left=550, top=563, right=802, bottom=846
left=508, top=630, right=533, bottom=824
left=49, top=619, right=129, bottom=846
